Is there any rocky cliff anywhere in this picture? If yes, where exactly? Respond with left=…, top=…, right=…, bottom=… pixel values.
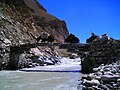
left=0, top=0, right=69, bottom=70
left=0, top=0, right=69, bottom=45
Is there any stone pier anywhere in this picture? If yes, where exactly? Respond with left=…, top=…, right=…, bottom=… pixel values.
left=80, top=39, right=120, bottom=73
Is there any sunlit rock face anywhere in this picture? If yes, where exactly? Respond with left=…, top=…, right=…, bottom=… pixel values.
left=0, top=0, right=69, bottom=44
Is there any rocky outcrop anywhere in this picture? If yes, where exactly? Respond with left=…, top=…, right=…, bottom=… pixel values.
left=17, top=46, right=61, bottom=69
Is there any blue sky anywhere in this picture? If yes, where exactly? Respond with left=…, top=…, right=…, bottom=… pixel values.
left=38, top=0, right=120, bottom=43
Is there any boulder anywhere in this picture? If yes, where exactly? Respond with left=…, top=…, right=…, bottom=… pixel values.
left=98, top=84, right=109, bottom=90
left=3, top=39, right=11, bottom=45
left=83, top=79, right=100, bottom=87
left=101, top=75, right=117, bottom=83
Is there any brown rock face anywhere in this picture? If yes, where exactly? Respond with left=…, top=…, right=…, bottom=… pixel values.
left=0, top=0, right=69, bottom=44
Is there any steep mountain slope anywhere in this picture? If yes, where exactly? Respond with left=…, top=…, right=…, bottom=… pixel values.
left=0, top=0, right=69, bottom=45
left=0, top=0, right=69, bottom=70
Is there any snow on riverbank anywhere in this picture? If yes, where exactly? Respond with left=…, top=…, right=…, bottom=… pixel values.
left=20, top=57, right=81, bottom=72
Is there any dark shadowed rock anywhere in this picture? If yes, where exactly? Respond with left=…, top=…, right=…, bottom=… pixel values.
left=101, top=75, right=117, bottom=83
left=81, top=56, right=94, bottom=74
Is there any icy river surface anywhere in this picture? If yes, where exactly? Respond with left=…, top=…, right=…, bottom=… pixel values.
left=0, top=58, right=82, bottom=90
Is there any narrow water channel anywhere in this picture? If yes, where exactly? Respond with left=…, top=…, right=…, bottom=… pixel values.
left=0, top=58, right=83, bottom=90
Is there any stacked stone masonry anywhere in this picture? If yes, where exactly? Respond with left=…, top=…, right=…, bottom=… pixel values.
left=81, top=39, right=120, bottom=74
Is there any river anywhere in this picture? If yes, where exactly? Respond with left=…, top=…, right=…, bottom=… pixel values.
left=0, top=58, right=83, bottom=90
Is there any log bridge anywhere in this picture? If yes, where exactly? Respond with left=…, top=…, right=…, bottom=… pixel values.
left=8, top=39, right=120, bottom=73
